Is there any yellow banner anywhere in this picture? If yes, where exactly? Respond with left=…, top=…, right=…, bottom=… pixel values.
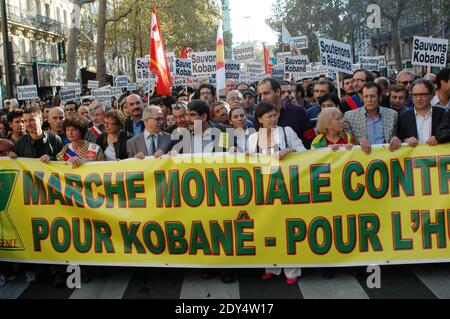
left=0, top=145, right=449, bottom=267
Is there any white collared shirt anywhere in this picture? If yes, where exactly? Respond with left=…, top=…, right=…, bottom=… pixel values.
left=144, top=131, right=160, bottom=151
left=415, top=108, right=433, bottom=143
left=431, top=94, right=450, bottom=109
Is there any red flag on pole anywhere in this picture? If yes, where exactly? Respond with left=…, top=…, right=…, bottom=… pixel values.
left=263, top=44, right=273, bottom=76
left=150, top=5, right=172, bottom=96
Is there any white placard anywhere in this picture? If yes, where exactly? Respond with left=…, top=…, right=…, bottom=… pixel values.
left=232, top=44, right=256, bottom=62
left=225, top=60, right=240, bottom=80
left=166, top=52, right=176, bottom=77
left=359, top=56, right=380, bottom=71
left=318, top=38, right=353, bottom=74
left=17, top=85, right=38, bottom=100
left=191, top=51, right=216, bottom=76
left=284, top=55, right=310, bottom=74
left=272, top=66, right=285, bottom=81
left=115, top=75, right=129, bottom=88
left=247, top=62, right=264, bottom=74
left=87, top=80, right=99, bottom=89
left=412, top=36, right=448, bottom=68
left=64, top=82, right=81, bottom=95
left=291, top=36, right=308, bottom=50
left=135, top=58, right=150, bottom=83
left=111, top=87, right=123, bottom=96
left=92, top=88, right=113, bottom=108
left=126, top=83, right=137, bottom=92
left=59, top=89, right=77, bottom=102
left=175, top=58, right=192, bottom=78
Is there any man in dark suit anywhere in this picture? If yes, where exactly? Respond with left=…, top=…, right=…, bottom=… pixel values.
left=124, top=94, right=145, bottom=135
left=127, top=105, right=173, bottom=158
left=397, top=79, right=445, bottom=147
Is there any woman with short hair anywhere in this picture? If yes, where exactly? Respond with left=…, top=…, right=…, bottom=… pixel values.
left=96, top=109, right=133, bottom=161
left=312, top=107, right=355, bottom=150
left=56, top=115, right=104, bottom=167
left=248, top=102, right=306, bottom=284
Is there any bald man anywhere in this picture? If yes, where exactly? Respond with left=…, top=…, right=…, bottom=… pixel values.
left=127, top=105, right=174, bottom=159
left=125, top=94, right=145, bottom=135
left=47, top=107, right=69, bottom=145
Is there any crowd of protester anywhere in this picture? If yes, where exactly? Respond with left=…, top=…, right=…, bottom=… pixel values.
left=1, top=67, right=450, bottom=286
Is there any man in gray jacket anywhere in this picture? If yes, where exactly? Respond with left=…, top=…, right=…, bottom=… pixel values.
left=344, top=82, right=401, bottom=154
left=127, top=105, right=173, bottom=158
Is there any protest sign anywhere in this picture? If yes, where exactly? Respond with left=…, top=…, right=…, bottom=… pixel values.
left=359, top=56, right=380, bottom=71
left=271, top=65, right=285, bottom=82
left=225, top=60, right=240, bottom=80
left=17, top=85, right=38, bottom=100
left=64, top=82, right=81, bottom=96
left=92, top=88, right=112, bottom=108
left=135, top=58, right=150, bottom=83
left=291, top=36, right=308, bottom=50
left=59, top=89, right=77, bottom=102
left=191, top=51, right=216, bottom=76
left=284, top=55, right=309, bottom=74
left=167, top=52, right=176, bottom=77
left=175, top=58, right=193, bottom=78
left=318, top=38, right=353, bottom=74
left=412, top=36, right=448, bottom=68
left=115, top=75, right=129, bottom=89
left=1, top=146, right=450, bottom=267
left=126, top=83, right=137, bottom=92
left=232, top=44, right=256, bottom=62
left=87, top=81, right=99, bottom=90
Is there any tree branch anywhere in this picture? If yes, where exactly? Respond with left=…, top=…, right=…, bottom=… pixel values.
left=106, top=4, right=135, bottom=23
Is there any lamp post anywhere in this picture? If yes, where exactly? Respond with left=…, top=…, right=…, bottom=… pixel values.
left=1, top=0, right=13, bottom=98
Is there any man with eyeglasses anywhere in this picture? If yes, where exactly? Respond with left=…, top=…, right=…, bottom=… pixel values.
left=398, top=79, right=445, bottom=147
left=126, top=105, right=173, bottom=159
left=344, top=82, right=401, bottom=155
left=396, top=70, right=416, bottom=109
left=341, top=69, right=375, bottom=113
left=197, top=83, right=216, bottom=106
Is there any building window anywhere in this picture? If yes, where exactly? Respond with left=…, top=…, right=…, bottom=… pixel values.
left=45, top=4, right=50, bottom=18
left=19, top=38, right=26, bottom=60
left=30, top=40, right=37, bottom=61
left=56, top=8, right=61, bottom=22
left=51, top=44, right=58, bottom=62
left=63, top=10, right=67, bottom=25
left=40, top=42, right=46, bottom=60
left=35, top=0, right=41, bottom=15
left=27, top=0, right=33, bottom=11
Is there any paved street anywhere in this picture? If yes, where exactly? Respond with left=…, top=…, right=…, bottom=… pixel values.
left=1, top=263, right=449, bottom=299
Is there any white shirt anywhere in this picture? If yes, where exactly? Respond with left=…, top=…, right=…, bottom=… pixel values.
left=431, top=94, right=450, bottom=109
left=415, top=108, right=433, bottom=143
left=144, top=131, right=159, bottom=152
left=104, top=144, right=116, bottom=161
left=247, top=126, right=306, bottom=155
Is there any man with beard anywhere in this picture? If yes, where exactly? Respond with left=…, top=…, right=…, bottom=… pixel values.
left=125, top=94, right=145, bottom=135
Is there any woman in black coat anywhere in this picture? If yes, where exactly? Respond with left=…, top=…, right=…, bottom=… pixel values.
left=96, top=109, right=133, bottom=160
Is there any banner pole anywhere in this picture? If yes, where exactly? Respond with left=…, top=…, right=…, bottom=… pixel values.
left=336, top=72, right=341, bottom=100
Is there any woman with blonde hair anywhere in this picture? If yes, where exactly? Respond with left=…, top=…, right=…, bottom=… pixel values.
left=311, top=107, right=355, bottom=151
